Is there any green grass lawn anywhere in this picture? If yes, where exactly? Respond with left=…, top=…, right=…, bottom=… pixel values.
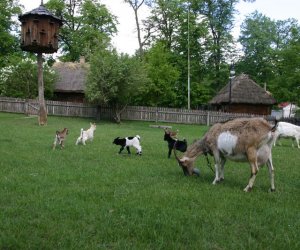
left=0, top=113, right=299, bottom=250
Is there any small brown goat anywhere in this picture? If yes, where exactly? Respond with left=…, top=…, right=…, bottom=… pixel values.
left=174, top=118, right=277, bottom=192
left=164, top=128, right=179, bottom=139
left=52, top=128, right=69, bottom=150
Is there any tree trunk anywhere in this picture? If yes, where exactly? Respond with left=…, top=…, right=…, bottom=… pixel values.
left=37, top=53, right=47, bottom=126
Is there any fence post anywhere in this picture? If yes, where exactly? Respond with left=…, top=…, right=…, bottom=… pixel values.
left=155, top=108, right=158, bottom=123
left=96, top=105, right=101, bottom=121
left=206, top=111, right=210, bottom=126
left=24, top=99, right=28, bottom=116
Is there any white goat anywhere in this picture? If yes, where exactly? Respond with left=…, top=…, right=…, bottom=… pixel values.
left=174, top=118, right=276, bottom=192
left=273, top=121, right=300, bottom=148
left=75, top=123, right=96, bottom=145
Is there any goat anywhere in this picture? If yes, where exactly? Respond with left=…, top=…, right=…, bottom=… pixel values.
left=164, top=129, right=187, bottom=158
left=174, top=118, right=277, bottom=192
left=52, top=128, right=69, bottom=150
left=113, top=135, right=142, bottom=155
left=164, top=128, right=179, bottom=139
left=75, top=122, right=96, bottom=145
left=273, top=121, right=300, bottom=148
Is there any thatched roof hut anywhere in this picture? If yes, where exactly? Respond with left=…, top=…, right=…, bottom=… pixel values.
left=209, top=74, right=276, bottom=115
left=52, top=60, right=89, bottom=102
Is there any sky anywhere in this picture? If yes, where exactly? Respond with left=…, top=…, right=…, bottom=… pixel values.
left=19, top=0, right=300, bottom=55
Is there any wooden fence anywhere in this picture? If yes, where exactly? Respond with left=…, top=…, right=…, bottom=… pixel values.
left=0, top=96, right=268, bottom=125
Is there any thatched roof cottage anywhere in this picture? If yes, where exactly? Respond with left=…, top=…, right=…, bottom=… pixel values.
left=52, top=58, right=89, bottom=103
left=209, top=74, right=276, bottom=115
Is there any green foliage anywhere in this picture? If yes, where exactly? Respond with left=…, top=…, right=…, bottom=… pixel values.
left=0, top=0, right=22, bottom=68
left=46, top=0, right=117, bottom=62
left=0, top=113, right=299, bottom=249
left=86, top=47, right=149, bottom=122
left=238, top=12, right=300, bottom=104
left=141, top=42, right=180, bottom=106
left=0, top=57, right=57, bottom=99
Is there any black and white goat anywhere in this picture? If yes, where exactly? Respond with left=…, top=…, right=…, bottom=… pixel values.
left=174, top=118, right=277, bottom=192
left=273, top=121, right=300, bottom=148
left=52, top=128, right=69, bottom=150
left=164, top=128, right=187, bottom=158
left=113, top=135, right=142, bottom=155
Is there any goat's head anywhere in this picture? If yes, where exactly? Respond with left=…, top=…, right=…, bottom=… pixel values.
left=164, top=130, right=171, bottom=141
left=64, top=128, right=69, bottom=135
left=113, top=137, right=120, bottom=145
left=173, top=140, right=204, bottom=176
left=90, top=122, right=96, bottom=131
left=164, top=128, right=178, bottom=138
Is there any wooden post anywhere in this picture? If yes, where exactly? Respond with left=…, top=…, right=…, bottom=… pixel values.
left=207, top=111, right=210, bottom=126
left=37, top=53, right=47, bottom=125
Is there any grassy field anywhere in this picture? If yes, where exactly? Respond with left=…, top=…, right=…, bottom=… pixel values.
left=0, top=112, right=299, bottom=250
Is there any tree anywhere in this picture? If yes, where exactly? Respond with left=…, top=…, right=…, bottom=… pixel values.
left=0, top=0, right=22, bottom=68
left=238, top=11, right=300, bottom=100
left=140, top=42, right=180, bottom=106
left=124, top=0, right=153, bottom=55
left=238, top=11, right=277, bottom=84
left=270, top=29, right=300, bottom=104
left=46, top=0, right=117, bottom=61
left=85, top=46, right=149, bottom=123
left=0, top=57, right=57, bottom=99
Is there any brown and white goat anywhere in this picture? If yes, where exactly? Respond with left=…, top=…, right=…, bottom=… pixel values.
left=174, top=118, right=277, bottom=192
left=53, top=128, right=69, bottom=150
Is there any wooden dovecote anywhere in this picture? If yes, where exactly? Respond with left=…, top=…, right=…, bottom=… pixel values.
left=18, top=4, right=62, bottom=54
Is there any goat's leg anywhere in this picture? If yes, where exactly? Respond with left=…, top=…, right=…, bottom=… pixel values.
left=212, top=162, right=220, bottom=184
left=126, top=146, right=131, bottom=154
left=119, top=146, right=124, bottom=154
left=168, top=147, right=172, bottom=158
left=266, top=156, right=275, bottom=192
left=52, top=138, right=57, bottom=150
left=212, top=154, right=221, bottom=184
left=219, top=158, right=226, bottom=181
left=295, top=137, right=300, bottom=149
left=244, top=149, right=258, bottom=191
left=75, top=137, right=81, bottom=145
left=244, top=148, right=259, bottom=192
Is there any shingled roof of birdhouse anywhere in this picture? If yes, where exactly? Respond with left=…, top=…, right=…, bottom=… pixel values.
left=19, top=4, right=62, bottom=24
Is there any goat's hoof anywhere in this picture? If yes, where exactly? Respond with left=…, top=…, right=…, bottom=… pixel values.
left=269, top=188, right=276, bottom=192
left=219, top=178, right=224, bottom=182
left=243, top=186, right=252, bottom=192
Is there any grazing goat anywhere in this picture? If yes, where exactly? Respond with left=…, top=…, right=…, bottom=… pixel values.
left=174, top=118, right=277, bottom=192
left=52, top=128, right=69, bottom=150
left=164, top=129, right=187, bottom=158
left=75, top=122, right=96, bottom=145
left=113, top=135, right=142, bottom=155
left=273, top=121, right=300, bottom=148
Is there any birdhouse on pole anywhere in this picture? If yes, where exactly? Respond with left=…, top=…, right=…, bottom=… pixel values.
left=18, top=1, right=63, bottom=125
left=18, top=1, right=63, bottom=54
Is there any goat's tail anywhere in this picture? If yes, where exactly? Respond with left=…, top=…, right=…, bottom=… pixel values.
left=80, top=128, right=84, bottom=137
